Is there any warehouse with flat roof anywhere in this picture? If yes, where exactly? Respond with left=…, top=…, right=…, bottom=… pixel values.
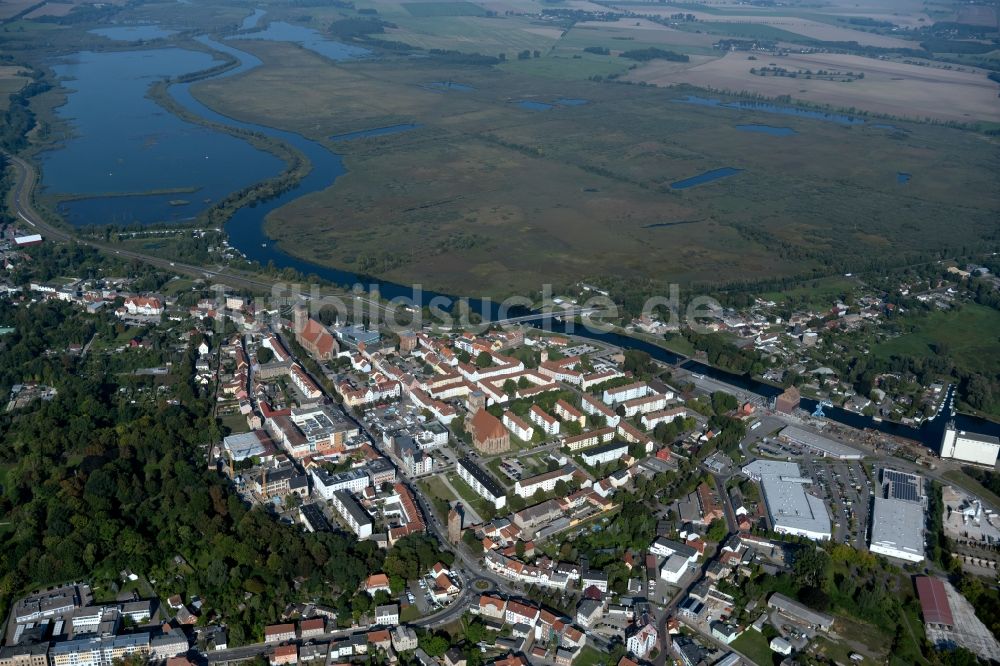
left=742, top=460, right=831, bottom=541
left=778, top=425, right=863, bottom=460
left=869, top=497, right=925, bottom=563
left=940, top=421, right=1000, bottom=467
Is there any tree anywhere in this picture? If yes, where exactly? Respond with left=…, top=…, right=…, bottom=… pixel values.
left=623, top=350, right=653, bottom=376
left=503, top=379, right=517, bottom=396
left=791, top=546, right=830, bottom=589
left=475, top=351, right=493, bottom=368
left=419, top=633, right=449, bottom=657
left=462, top=529, right=483, bottom=554
left=706, top=518, right=727, bottom=542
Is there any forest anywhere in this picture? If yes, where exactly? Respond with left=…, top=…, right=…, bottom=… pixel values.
left=0, top=245, right=443, bottom=645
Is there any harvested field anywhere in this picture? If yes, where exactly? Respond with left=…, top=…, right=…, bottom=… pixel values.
left=0, top=65, right=29, bottom=110
left=24, top=2, right=77, bottom=18
left=573, top=18, right=721, bottom=49
left=631, top=50, right=1000, bottom=122
left=611, top=5, right=921, bottom=48
left=0, top=0, right=41, bottom=19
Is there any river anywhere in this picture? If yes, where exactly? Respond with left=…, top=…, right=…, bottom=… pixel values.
left=41, top=34, right=1000, bottom=451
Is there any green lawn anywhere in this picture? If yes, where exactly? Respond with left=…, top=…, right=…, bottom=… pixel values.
left=400, top=604, right=422, bottom=622
left=573, top=645, right=609, bottom=666
left=943, top=469, right=1000, bottom=509
left=759, top=275, right=861, bottom=309
left=446, top=472, right=496, bottom=518
left=873, top=303, right=1000, bottom=376
left=419, top=475, right=458, bottom=504
left=219, top=412, right=249, bottom=435
left=732, top=630, right=774, bottom=666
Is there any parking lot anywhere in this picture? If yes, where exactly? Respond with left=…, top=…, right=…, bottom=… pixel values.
left=800, top=459, right=872, bottom=547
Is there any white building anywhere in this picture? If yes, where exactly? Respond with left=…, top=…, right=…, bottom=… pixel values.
left=563, top=427, right=616, bottom=452
left=456, top=458, right=507, bottom=509
left=123, top=296, right=163, bottom=317
left=641, top=407, right=687, bottom=431
left=529, top=405, right=560, bottom=436
left=602, top=382, right=648, bottom=406
left=742, top=460, right=831, bottom=541
left=660, top=554, right=691, bottom=584
left=311, top=468, right=370, bottom=500
left=940, top=422, right=1000, bottom=467
left=374, top=604, right=399, bottom=626
left=503, top=411, right=534, bottom=442
left=580, top=442, right=629, bottom=467
left=50, top=634, right=150, bottom=666
left=621, top=393, right=668, bottom=418
left=290, top=364, right=323, bottom=399
left=514, top=466, right=574, bottom=498
left=625, top=622, right=657, bottom=659
left=580, top=393, right=620, bottom=427
left=869, top=497, right=925, bottom=563
left=331, top=490, right=373, bottom=538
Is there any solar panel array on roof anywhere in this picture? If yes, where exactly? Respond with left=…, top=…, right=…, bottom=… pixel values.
left=883, top=468, right=922, bottom=503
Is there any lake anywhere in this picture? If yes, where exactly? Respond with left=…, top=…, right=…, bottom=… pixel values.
left=897, top=172, right=912, bottom=184
left=642, top=220, right=699, bottom=229
left=427, top=81, right=474, bottom=91
left=736, top=124, right=797, bottom=137
left=330, top=124, right=420, bottom=142
left=679, top=95, right=865, bottom=126
left=516, top=100, right=553, bottom=111
left=40, top=48, right=284, bottom=227
left=229, top=22, right=370, bottom=61
left=670, top=167, right=742, bottom=190
left=89, top=25, right=177, bottom=41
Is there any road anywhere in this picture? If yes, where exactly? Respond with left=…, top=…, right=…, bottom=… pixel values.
left=3, top=152, right=419, bottom=323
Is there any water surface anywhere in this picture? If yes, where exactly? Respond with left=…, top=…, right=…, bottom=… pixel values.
left=516, top=100, right=553, bottom=111
left=670, top=167, right=742, bottom=190
left=240, top=9, right=266, bottom=31
left=897, top=172, right=911, bottom=184
left=331, top=124, right=419, bottom=141
left=556, top=98, right=589, bottom=106
left=736, top=124, right=796, bottom=136
left=426, top=81, right=474, bottom=91
left=642, top=220, right=700, bottom=228
left=679, top=95, right=864, bottom=126
left=230, top=21, right=370, bottom=61
left=40, top=48, right=283, bottom=226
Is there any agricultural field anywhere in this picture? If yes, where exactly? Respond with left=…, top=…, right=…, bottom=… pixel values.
left=190, top=35, right=999, bottom=296
left=630, top=50, right=1000, bottom=123
left=0, top=66, right=29, bottom=111
left=613, top=4, right=921, bottom=48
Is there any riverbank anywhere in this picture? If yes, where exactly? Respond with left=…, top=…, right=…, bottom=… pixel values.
left=50, top=186, right=201, bottom=203
left=148, top=74, right=311, bottom=228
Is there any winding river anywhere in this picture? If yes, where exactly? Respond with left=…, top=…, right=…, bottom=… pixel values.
left=43, top=33, right=1000, bottom=449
